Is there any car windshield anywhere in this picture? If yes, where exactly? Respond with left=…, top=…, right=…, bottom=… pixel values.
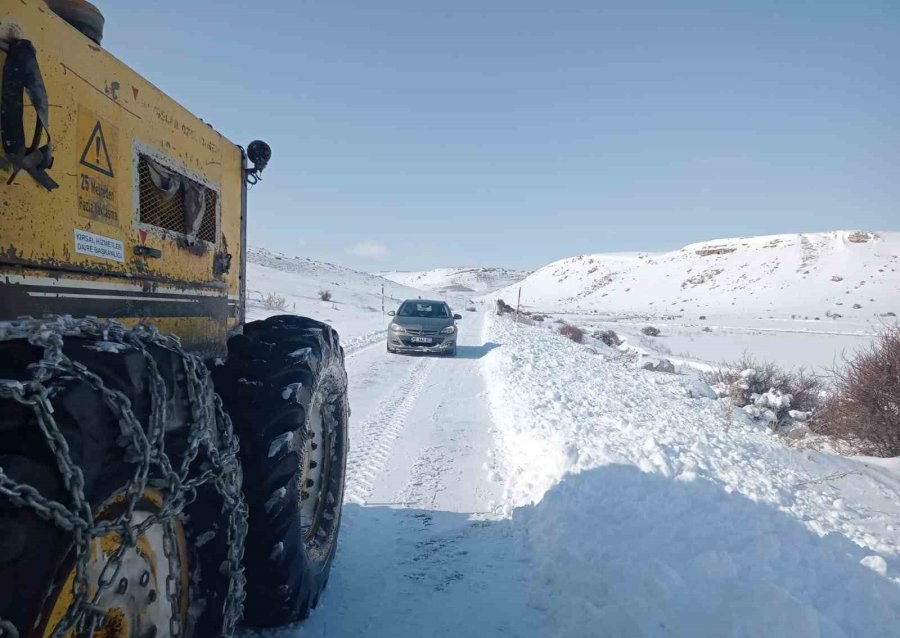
left=397, top=302, right=450, bottom=318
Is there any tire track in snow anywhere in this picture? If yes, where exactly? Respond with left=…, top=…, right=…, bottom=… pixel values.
left=398, top=443, right=452, bottom=509
left=344, top=357, right=437, bottom=504
left=342, top=329, right=387, bottom=358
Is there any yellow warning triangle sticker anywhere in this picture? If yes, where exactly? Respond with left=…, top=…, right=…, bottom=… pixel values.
left=79, top=121, right=114, bottom=178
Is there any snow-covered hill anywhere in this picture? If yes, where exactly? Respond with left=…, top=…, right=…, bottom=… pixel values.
left=380, top=266, right=529, bottom=294
left=246, top=247, right=432, bottom=348
left=491, top=231, right=900, bottom=319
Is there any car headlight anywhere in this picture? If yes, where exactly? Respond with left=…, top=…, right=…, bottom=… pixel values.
left=440, top=325, right=456, bottom=334
left=390, top=323, right=406, bottom=333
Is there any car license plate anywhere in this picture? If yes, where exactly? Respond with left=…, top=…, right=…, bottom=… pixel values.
left=411, top=337, right=432, bottom=344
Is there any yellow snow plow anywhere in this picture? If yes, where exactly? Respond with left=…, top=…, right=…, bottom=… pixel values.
left=0, top=2, right=349, bottom=635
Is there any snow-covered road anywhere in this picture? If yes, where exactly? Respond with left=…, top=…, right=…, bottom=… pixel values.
left=342, top=310, right=498, bottom=511
left=248, top=309, right=900, bottom=638
left=297, top=311, right=544, bottom=637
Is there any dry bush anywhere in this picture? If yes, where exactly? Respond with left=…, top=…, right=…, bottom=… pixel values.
left=595, top=329, right=622, bottom=346
left=705, top=354, right=824, bottom=429
left=641, top=326, right=661, bottom=337
left=466, top=306, right=477, bottom=312
left=263, top=292, right=288, bottom=311
left=318, top=289, right=333, bottom=302
left=559, top=323, right=585, bottom=343
left=496, top=299, right=515, bottom=315
left=812, top=327, right=900, bottom=456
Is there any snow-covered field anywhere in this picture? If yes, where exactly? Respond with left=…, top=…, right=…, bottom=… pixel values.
left=558, top=314, right=879, bottom=370
left=487, top=231, right=899, bottom=370
left=242, top=235, right=900, bottom=637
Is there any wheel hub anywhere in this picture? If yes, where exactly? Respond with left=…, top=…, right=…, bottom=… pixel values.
left=300, top=404, right=328, bottom=544
left=40, top=491, right=189, bottom=638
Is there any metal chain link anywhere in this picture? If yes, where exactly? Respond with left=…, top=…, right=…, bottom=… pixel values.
left=0, top=315, right=247, bottom=637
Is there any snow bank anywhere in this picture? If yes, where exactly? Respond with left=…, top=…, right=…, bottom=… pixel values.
left=519, top=465, right=900, bottom=637
left=481, top=314, right=900, bottom=635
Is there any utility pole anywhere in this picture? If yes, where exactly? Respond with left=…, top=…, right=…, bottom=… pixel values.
left=381, top=284, right=385, bottom=319
left=515, top=287, right=522, bottom=333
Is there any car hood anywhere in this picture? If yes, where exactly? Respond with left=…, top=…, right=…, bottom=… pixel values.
left=392, top=316, right=454, bottom=330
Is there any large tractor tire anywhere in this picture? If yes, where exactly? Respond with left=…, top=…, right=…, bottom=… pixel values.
left=0, top=318, right=246, bottom=638
left=212, top=315, right=349, bottom=627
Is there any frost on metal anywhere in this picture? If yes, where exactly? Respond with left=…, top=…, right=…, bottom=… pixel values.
left=194, top=530, right=217, bottom=548
left=84, top=341, right=132, bottom=353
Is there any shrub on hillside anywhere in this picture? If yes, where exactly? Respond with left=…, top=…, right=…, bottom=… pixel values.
left=559, top=323, right=585, bottom=344
left=318, top=289, right=333, bottom=302
left=496, top=299, right=515, bottom=315
left=595, top=329, right=622, bottom=347
left=706, top=354, right=824, bottom=430
left=812, top=327, right=900, bottom=456
left=641, top=326, right=661, bottom=337
left=263, top=292, right=288, bottom=311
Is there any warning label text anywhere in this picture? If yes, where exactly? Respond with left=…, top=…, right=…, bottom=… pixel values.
left=76, top=108, right=119, bottom=225
left=74, top=229, right=125, bottom=263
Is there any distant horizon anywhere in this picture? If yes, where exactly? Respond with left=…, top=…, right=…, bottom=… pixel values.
left=251, top=226, right=893, bottom=273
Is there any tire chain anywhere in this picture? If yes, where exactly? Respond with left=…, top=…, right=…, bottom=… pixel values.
left=0, top=315, right=248, bottom=637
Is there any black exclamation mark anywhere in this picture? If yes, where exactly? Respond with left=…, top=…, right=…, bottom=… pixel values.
left=95, top=136, right=101, bottom=165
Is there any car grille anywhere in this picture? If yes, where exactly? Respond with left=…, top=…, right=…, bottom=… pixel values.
left=404, top=328, right=440, bottom=336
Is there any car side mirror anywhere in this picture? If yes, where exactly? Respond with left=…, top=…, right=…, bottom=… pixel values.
left=453, top=314, right=462, bottom=320
left=388, top=310, right=396, bottom=316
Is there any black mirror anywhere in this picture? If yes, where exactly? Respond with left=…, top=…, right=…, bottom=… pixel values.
left=387, top=310, right=396, bottom=316
left=453, top=313, right=462, bottom=320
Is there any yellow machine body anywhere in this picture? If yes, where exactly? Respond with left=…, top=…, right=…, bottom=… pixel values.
left=0, top=0, right=246, bottom=355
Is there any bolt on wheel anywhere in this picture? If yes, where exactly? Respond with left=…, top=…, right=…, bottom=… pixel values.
left=38, top=490, right=190, bottom=638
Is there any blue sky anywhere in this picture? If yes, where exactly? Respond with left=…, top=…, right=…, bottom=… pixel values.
left=103, top=1, right=899, bottom=271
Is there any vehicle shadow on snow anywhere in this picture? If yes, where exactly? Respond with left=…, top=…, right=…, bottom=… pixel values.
left=510, top=465, right=900, bottom=637
left=292, top=465, right=900, bottom=637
